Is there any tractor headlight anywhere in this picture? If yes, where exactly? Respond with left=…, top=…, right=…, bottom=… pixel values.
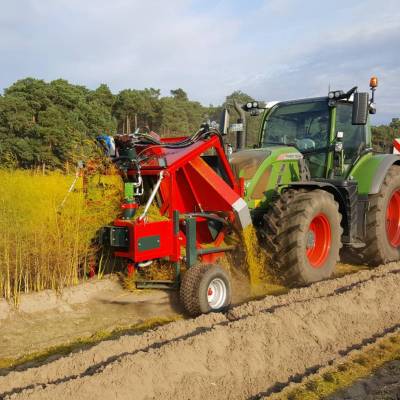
left=335, top=90, right=345, bottom=99
left=246, top=102, right=253, bottom=109
left=328, top=92, right=335, bottom=99
left=252, top=101, right=258, bottom=108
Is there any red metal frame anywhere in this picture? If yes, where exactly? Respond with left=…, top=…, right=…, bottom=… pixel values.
left=113, top=134, right=242, bottom=265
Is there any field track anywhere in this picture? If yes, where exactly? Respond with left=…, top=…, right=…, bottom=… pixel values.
left=2, top=262, right=400, bottom=399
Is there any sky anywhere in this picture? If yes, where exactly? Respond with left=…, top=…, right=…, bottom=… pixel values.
left=1, top=0, right=399, bottom=124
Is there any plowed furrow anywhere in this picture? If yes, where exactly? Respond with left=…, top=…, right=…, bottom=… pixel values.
left=2, top=263, right=400, bottom=400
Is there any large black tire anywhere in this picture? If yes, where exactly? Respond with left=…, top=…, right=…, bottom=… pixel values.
left=179, top=264, right=231, bottom=316
left=356, top=165, right=400, bottom=266
left=263, top=189, right=342, bottom=286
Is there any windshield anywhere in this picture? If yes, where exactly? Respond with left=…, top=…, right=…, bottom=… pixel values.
left=261, top=100, right=330, bottom=152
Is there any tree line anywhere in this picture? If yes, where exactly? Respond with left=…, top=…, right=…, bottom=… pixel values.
left=0, top=78, right=224, bottom=169
left=0, top=77, right=398, bottom=169
left=371, top=118, right=400, bottom=152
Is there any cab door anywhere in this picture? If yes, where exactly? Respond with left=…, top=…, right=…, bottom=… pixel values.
left=335, top=102, right=368, bottom=176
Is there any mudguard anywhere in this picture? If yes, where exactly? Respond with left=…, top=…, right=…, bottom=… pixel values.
left=369, top=154, right=400, bottom=194
left=350, top=153, right=400, bottom=195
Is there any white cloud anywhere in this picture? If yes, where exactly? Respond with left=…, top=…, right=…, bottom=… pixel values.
left=0, top=0, right=399, bottom=122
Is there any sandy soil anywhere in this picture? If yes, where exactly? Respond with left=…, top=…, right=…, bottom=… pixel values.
left=0, top=279, right=181, bottom=361
left=0, top=270, right=258, bottom=363
left=1, top=263, right=400, bottom=399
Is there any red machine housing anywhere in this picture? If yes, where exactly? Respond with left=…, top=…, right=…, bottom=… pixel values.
left=110, top=133, right=248, bottom=267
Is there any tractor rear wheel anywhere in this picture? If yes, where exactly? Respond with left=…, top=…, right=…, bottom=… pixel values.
left=358, top=165, right=400, bottom=265
left=179, top=263, right=231, bottom=316
left=263, top=189, right=342, bottom=286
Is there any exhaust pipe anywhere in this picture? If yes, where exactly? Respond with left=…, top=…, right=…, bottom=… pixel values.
left=233, top=100, right=246, bottom=151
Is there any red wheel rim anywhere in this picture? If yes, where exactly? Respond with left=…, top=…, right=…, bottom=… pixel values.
left=306, top=213, right=331, bottom=268
left=386, top=189, right=400, bottom=247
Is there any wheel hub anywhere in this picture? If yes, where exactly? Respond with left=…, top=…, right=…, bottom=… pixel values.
left=207, top=278, right=227, bottom=309
left=306, top=213, right=331, bottom=268
left=306, top=231, right=316, bottom=249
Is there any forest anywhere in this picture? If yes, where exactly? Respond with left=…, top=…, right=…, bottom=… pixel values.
left=0, top=77, right=398, bottom=169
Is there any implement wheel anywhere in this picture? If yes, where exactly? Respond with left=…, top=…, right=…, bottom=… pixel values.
left=263, top=189, right=342, bottom=286
left=358, top=165, right=400, bottom=265
left=180, top=264, right=231, bottom=316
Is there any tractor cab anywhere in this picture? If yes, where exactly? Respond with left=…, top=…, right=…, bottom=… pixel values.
left=259, top=95, right=371, bottom=178
left=229, top=82, right=375, bottom=209
left=229, top=79, right=377, bottom=192
left=260, top=97, right=331, bottom=178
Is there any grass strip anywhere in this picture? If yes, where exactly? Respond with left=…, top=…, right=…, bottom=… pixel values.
left=269, top=330, right=400, bottom=400
left=0, top=315, right=182, bottom=371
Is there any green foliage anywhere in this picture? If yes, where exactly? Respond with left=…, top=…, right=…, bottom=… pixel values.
left=0, top=78, right=117, bottom=168
left=372, top=119, right=400, bottom=152
left=159, top=90, right=207, bottom=136
left=112, top=88, right=161, bottom=134
left=1, top=77, right=397, bottom=169
left=170, top=88, right=188, bottom=101
left=0, top=78, right=221, bottom=168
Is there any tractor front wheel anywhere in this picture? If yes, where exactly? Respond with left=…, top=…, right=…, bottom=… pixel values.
left=263, top=189, right=342, bottom=286
left=359, top=165, right=400, bottom=265
left=179, top=264, right=231, bottom=316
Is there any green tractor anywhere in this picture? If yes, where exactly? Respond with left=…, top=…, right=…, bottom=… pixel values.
left=230, top=77, right=400, bottom=285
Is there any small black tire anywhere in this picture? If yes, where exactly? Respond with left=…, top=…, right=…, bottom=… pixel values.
left=179, top=264, right=231, bottom=316
left=263, top=189, right=342, bottom=286
left=357, top=165, right=400, bottom=265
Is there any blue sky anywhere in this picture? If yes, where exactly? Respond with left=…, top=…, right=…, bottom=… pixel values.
left=1, top=0, right=399, bottom=123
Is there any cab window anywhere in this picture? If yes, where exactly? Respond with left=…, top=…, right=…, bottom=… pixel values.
left=262, top=100, right=330, bottom=178
left=336, top=103, right=367, bottom=167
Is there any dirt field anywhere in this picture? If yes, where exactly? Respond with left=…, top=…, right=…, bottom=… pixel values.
left=0, top=269, right=264, bottom=365
left=1, top=263, right=400, bottom=399
left=0, top=281, right=180, bottom=362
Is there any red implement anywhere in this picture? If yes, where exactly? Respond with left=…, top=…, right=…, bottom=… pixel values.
left=109, top=132, right=251, bottom=267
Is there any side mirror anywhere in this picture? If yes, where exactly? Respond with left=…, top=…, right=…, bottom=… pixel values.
left=352, top=92, right=369, bottom=125
left=219, top=108, right=230, bottom=135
